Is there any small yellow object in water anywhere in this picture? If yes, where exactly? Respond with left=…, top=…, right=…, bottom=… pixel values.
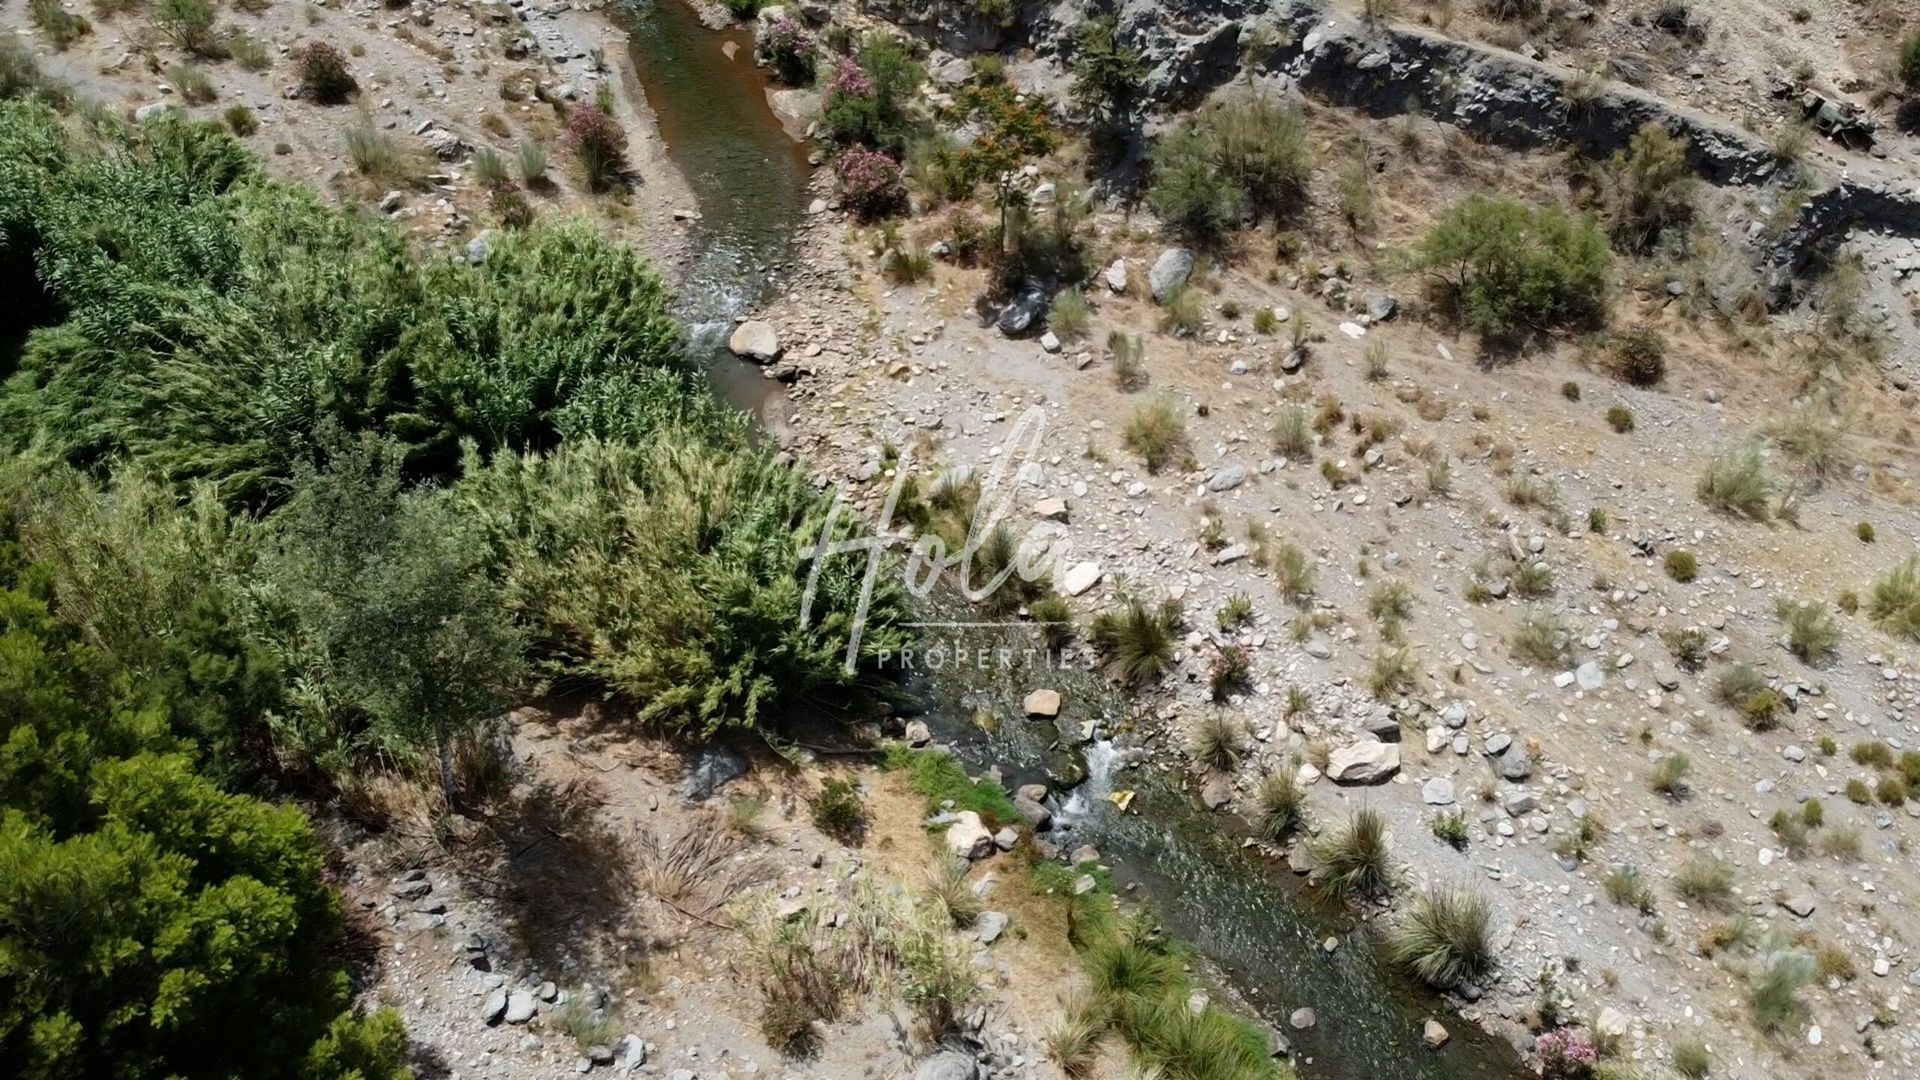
left=1109, top=790, right=1136, bottom=813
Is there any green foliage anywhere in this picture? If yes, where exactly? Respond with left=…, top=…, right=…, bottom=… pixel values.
left=1776, top=598, right=1838, bottom=665
left=1147, top=123, right=1242, bottom=238
left=823, top=34, right=923, bottom=156
left=1650, top=752, right=1691, bottom=798
left=457, top=436, right=906, bottom=737
left=1432, top=809, right=1469, bottom=848
left=0, top=560, right=408, bottom=1079
left=1697, top=443, right=1774, bottom=520
left=1388, top=886, right=1494, bottom=987
left=1868, top=557, right=1920, bottom=641
left=30, top=0, right=92, bottom=51
left=155, top=0, right=216, bottom=53
left=1673, top=854, right=1735, bottom=908
left=1312, top=806, right=1393, bottom=901
left=1049, top=285, right=1090, bottom=339
left=1417, top=194, right=1612, bottom=338
left=883, top=743, right=1020, bottom=827
left=264, top=435, right=525, bottom=793
left=1068, top=16, right=1146, bottom=129
left=1598, top=123, right=1696, bottom=253
left=1189, top=711, right=1245, bottom=772
left=1606, top=405, right=1635, bottom=432
left=0, top=111, right=696, bottom=502
left=1252, top=766, right=1305, bottom=840
left=1900, top=33, right=1920, bottom=93
left=1610, top=323, right=1666, bottom=386
left=1747, top=950, right=1813, bottom=1033
left=1148, top=96, right=1312, bottom=239
left=1664, top=549, right=1697, bottom=582
left=1121, top=397, right=1189, bottom=473
left=810, top=776, right=865, bottom=841
left=1089, top=597, right=1181, bottom=687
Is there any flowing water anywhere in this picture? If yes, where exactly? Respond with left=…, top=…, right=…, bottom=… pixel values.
left=617, top=6, right=1528, bottom=1075
left=621, top=0, right=812, bottom=418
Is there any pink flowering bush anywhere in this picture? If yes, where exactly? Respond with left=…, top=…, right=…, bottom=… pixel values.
left=759, top=17, right=814, bottom=85
left=834, top=147, right=905, bottom=220
left=563, top=103, right=627, bottom=192
left=824, top=56, right=872, bottom=103
left=1536, top=1028, right=1599, bottom=1080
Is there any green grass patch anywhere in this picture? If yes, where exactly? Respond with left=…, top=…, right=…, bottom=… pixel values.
left=884, top=742, right=1021, bottom=827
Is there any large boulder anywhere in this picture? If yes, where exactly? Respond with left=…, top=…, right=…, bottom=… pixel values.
left=945, top=811, right=996, bottom=860
left=1326, top=740, right=1401, bottom=784
left=996, top=282, right=1050, bottom=337
left=914, top=1050, right=979, bottom=1080
left=1149, top=248, right=1195, bottom=303
left=728, top=320, right=782, bottom=362
left=1058, top=560, right=1102, bottom=596
left=1023, top=689, right=1061, bottom=717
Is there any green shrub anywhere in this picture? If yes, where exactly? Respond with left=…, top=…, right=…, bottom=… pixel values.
left=1208, top=644, right=1250, bottom=702
left=1604, top=865, right=1655, bottom=913
left=1664, top=549, right=1697, bottom=582
left=1030, top=595, right=1076, bottom=651
left=1900, top=32, right=1920, bottom=93
left=1852, top=740, right=1894, bottom=768
left=1417, top=193, right=1611, bottom=338
left=1846, top=778, right=1873, bottom=804
left=1599, top=123, right=1696, bottom=253
left=810, top=777, right=866, bottom=841
left=1252, top=766, right=1305, bottom=841
left=228, top=33, right=272, bottom=72
left=1697, top=443, right=1774, bottom=520
left=1367, top=646, right=1416, bottom=699
left=1121, top=397, right=1189, bottom=473
left=1747, top=950, right=1813, bottom=1034
left=1147, top=123, right=1242, bottom=238
left=1190, top=711, right=1246, bottom=771
left=471, top=145, right=508, bottom=188
left=1201, top=95, right=1313, bottom=221
left=517, top=139, right=548, bottom=184
left=30, top=0, right=92, bottom=50
left=167, top=62, right=216, bottom=104
left=1068, top=15, right=1147, bottom=136
left=1432, top=809, right=1469, bottom=848
left=1388, top=886, right=1494, bottom=988
left=1271, top=404, right=1312, bottom=461
left=1673, top=854, right=1735, bottom=909
left=1050, top=285, right=1090, bottom=339
left=1857, top=521, right=1876, bottom=542
left=1671, top=1039, right=1711, bottom=1078
left=1606, top=405, right=1635, bottom=432
left=1511, top=610, right=1569, bottom=667
left=1216, top=592, right=1254, bottom=629
left=1868, top=557, right=1920, bottom=641
left=1273, top=541, right=1316, bottom=604
left=295, top=40, right=355, bottom=103
left=1109, top=330, right=1146, bottom=391
left=1090, top=598, right=1182, bottom=687
left=1158, top=283, right=1203, bottom=335
left=1650, top=752, right=1691, bottom=798
left=1312, top=806, right=1393, bottom=901
left=224, top=104, right=258, bottom=135
left=822, top=34, right=924, bottom=155
left=1776, top=599, right=1837, bottom=665
left=1610, top=323, right=1667, bottom=385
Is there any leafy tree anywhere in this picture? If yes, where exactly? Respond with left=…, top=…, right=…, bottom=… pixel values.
left=265, top=435, right=524, bottom=802
left=0, top=562, right=410, bottom=1080
left=1069, top=16, right=1147, bottom=134
left=1417, top=194, right=1612, bottom=338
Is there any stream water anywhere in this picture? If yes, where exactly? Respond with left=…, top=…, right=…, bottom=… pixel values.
left=617, top=5, right=1528, bottom=1075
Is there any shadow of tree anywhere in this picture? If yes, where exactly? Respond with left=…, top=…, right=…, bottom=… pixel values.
left=464, top=773, right=641, bottom=978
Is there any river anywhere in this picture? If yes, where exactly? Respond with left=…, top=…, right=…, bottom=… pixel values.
left=615, top=3, right=1529, bottom=1076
